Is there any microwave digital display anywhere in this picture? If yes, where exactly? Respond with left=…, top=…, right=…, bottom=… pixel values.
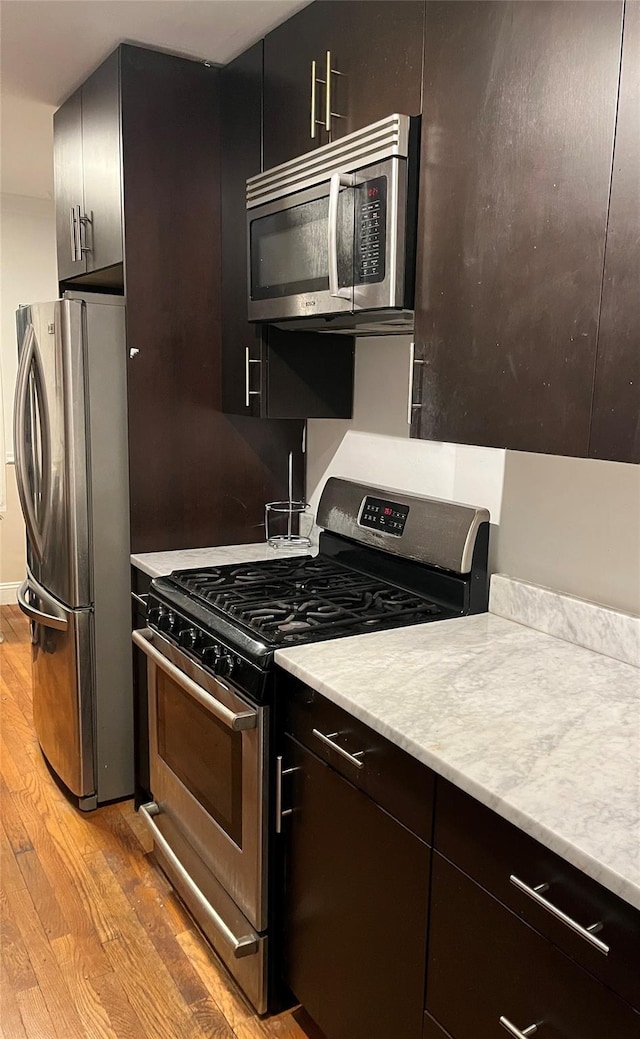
left=354, top=176, right=387, bottom=286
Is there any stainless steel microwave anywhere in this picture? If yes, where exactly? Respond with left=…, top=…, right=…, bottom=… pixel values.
left=246, top=114, right=419, bottom=334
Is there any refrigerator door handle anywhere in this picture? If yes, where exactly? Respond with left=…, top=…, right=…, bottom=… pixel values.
left=13, top=324, right=53, bottom=563
left=14, top=324, right=42, bottom=560
left=17, top=579, right=68, bottom=632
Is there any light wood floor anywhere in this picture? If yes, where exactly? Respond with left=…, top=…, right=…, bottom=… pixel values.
left=0, top=604, right=311, bottom=1039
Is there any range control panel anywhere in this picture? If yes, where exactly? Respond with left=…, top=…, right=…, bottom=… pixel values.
left=359, top=495, right=410, bottom=537
left=355, top=177, right=387, bottom=285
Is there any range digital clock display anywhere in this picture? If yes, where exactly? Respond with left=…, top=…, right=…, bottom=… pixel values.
left=359, top=496, right=410, bottom=536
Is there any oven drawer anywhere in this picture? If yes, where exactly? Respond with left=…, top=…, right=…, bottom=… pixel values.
left=434, top=779, right=640, bottom=1009
left=278, top=671, right=434, bottom=843
left=427, top=852, right=640, bottom=1039
left=139, top=803, right=268, bottom=1014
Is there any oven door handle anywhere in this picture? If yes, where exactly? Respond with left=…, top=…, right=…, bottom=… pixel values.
left=139, top=803, right=260, bottom=959
left=132, top=629, right=258, bottom=732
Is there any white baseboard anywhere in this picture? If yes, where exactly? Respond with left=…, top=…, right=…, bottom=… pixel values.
left=0, top=582, right=20, bottom=606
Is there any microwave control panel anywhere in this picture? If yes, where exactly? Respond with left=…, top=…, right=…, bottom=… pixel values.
left=359, top=495, right=410, bottom=536
left=355, top=177, right=387, bottom=285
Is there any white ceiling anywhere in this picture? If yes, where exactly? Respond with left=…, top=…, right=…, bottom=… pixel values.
left=0, top=0, right=310, bottom=105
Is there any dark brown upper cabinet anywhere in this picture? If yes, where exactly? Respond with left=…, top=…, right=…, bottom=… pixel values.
left=589, top=1, right=640, bottom=464
left=53, top=44, right=305, bottom=554
left=412, top=0, right=624, bottom=458
left=263, top=0, right=425, bottom=170
left=220, top=43, right=354, bottom=420
left=54, top=49, right=123, bottom=286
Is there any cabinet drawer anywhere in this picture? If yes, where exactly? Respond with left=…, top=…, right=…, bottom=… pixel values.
left=427, top=853, right=640, bottom=1039
left=434, top=780, right=640, bottom=1008
left=278, top=672, right=434, bottom=843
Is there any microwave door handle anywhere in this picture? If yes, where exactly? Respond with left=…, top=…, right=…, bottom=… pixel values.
left=328, top=172, right=355, bottom=300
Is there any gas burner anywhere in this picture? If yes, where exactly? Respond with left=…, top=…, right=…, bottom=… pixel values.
left=162, top=553, right=454, bottom=649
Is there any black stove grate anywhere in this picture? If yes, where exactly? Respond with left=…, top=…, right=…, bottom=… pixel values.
left=169, top=556, right=445, bottom=646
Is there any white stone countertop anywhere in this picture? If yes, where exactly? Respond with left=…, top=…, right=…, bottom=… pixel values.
left=131, top=541, right=317, bottom=578
left=275, top=609, right=640, bottom=911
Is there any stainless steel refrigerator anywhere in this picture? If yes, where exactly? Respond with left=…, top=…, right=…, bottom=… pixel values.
left=14, top=292, right=133, bottom=810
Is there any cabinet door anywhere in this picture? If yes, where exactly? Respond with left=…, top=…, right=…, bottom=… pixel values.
left=120, top=44, right=305, bottom=553
left=221, top=43, right=264, bottom=417
left=427, top=853, right=640, bottom=1039
left=263, top=3, right=332, bottom=170
left=82, top=49, right=123, bottom=274
left=281, top=735, right=429, bottom=1039
left=326, top=1, right=424, bottom=140
left=54, top=89, right=87, bottom=282
left=589, top=1, right=640, bottom=463
left=263, top=1, right=424, bottom=170
left=413, top=0, right=623, bottom=457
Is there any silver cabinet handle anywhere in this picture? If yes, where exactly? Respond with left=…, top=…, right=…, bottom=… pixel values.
left=73, top=204, right=84, bottom=260
left=312, top=729, right=364, bottom=769
left=244, top=347, right=262, bottom=408
left=324, top=50, right=345, bottom=133
left=69, top=207, right=78, bottom=262
left=275, top=755, right=297, bottom=833
left=311, top=60, right=323, bottom=139
left=407, top=341, right=425, bottom=425
left=17, top=579, right=68, bottom=631
left=509, top=875, right=609, bottom=955
left=78, top=210, right=92, bottom=254
left=132, top=629, right=257, bottom=732
left=328, top=171, right=354, bottom=299
left=500, top=1017, right=539, bottom=1039
left=139, top=803, right=259, bottom=958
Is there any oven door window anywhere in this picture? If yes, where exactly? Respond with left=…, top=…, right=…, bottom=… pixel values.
left=156, top=670, right=243, bottom=848
left=250, top=190, right=354, bottom=301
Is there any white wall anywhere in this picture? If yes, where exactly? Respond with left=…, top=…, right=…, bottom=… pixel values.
left=0, top=94, right=58, bottom=587
left=306, top=335, right=413, bottom=498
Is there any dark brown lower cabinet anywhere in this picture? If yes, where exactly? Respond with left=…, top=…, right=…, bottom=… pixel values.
left=281, top=733, right=430, bottom=1039
left=426, top=852, right=640, bottom=1039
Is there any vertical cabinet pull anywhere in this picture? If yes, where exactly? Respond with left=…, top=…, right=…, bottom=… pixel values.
left=275, top=756, right=297, bottom=833
left=311, top=53, right=344, bottom=140
left=407, top=341, right=425, bottom=425
left=324, top=51, right=345, bottom=134
left=78, top=211, right=92, bottom=254
left=69, top=207, right=78, bottom=262
left=310, top=60, right=325, bottom=139
left=69, top=205, right=90, bottom=261
left=244, top=347, right=262, bottom=409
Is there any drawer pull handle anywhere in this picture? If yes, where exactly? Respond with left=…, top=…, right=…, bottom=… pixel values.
left=509, top=875, right=609, bottom=955
left=312, top=729, right=365, bottom=769
left=499, top=1016, right=539, bottom=1039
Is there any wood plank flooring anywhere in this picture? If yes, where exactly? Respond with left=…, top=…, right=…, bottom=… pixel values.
left=0, top=604, right=312, bottom=1039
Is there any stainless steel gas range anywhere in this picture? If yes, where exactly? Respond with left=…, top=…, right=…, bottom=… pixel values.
left=133, top=478, right=490, bottom=1013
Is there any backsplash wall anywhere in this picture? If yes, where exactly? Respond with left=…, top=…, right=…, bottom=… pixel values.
left=306, top=343, right=640, bottom=615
